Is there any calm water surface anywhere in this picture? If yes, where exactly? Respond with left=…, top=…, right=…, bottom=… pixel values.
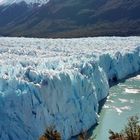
left=91, top=75, right=140, bottom=140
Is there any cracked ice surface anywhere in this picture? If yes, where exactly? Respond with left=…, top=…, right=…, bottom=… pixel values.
left=0, top=37, right=140, bottom=139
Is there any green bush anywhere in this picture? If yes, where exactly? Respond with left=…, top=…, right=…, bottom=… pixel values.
left=109, top=116, right=140, bottom=140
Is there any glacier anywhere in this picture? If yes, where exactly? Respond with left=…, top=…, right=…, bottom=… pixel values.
left=0, top=37, right=140, bottom=140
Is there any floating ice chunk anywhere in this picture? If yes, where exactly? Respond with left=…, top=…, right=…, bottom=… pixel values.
left=125, top=88, right=140, bottom=94
left=118, top=98, right=129, bottom=103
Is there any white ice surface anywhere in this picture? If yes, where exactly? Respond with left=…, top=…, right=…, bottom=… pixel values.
left=0, top=37, right=140, bottom=140
left=0, top=0, right=49, bottom=6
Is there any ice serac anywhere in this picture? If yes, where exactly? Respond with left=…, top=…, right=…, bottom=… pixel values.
left=0, top=37, right=140, bottom=139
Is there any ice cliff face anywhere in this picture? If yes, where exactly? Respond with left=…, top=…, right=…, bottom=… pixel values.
left=0, top=37, right=140, bottom=139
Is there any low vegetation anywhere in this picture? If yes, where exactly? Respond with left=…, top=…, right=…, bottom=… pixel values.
left=78, top=132, right=95, bottom=140
left=39, top=129, right=95, bottom=140
left=109, top=116, right=140, bottom=140
left=39, top=127, right=61, bottom=140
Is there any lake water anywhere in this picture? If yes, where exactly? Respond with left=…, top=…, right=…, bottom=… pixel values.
left=91, top=75, right=140, bottom=140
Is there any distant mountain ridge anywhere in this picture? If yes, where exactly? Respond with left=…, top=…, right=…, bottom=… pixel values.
left=0, top=0, right=140, bottom=38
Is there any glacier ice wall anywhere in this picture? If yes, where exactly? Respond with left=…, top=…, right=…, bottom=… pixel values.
left=0, top=37, right=140, bottom=140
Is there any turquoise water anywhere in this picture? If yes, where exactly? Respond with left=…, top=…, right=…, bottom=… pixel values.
left=91, top=75, right=140, bottom=140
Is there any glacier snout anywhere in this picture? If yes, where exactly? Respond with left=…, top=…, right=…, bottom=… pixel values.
left=0, top=37, right=140, bottom=140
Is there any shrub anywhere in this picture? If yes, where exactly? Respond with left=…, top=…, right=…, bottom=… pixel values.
left=78, top=132, right=87, bottom=140
left=78, top=131, right=95, bottom=140
left=39, top=127, right=61, bottom=140
left=109, top=116, right=140, bottom=140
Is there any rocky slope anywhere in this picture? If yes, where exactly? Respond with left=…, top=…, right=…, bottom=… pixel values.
left=0, top=0, right=140, bottom=37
